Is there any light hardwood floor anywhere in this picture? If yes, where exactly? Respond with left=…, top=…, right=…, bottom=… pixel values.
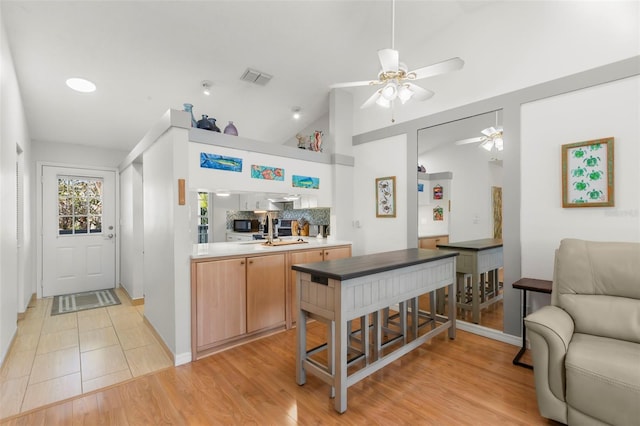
left=0, top=288, right=172, bottom=419
left=0, top=319, right=551, bottom=425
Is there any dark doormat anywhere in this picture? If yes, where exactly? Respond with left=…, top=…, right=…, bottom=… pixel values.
left=51, top=288, right=121, bottom=316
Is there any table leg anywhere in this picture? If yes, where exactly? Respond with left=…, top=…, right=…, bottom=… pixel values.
left=472, top=273, right=480, bottom=324
left=362, top=314, right=370, bottom=364
left=513, top=289, right=533, bottom=369
left=334, top=316, right=347, bottom=413
left=399, top=301, right=407, bottom=344
left=429, top=291, right=437, bottom=323
left=372, top=310, right=380, bottom=361
left=410, top=297, right=418, bottom=338
left=328, top=320, right=336, bottom=397
left=448, top=280, right=456, bottom=339
left=296, top=308, right=307, bottom=385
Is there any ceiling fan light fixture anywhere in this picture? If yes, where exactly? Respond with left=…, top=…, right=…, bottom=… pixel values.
left=397, top=84, right=413, bottom=104
left=480, top=140, right=494, bottom=151
left=375, top=94, right=392, bottom=108
left=381, top=82, right=398, bottom=101
left=494, top=137, right=504, bottom=151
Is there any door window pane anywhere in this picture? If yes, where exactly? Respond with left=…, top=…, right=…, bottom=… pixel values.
left=58, top=176, right=103, bottom=236
left=197, top=192, right=209, bottom=243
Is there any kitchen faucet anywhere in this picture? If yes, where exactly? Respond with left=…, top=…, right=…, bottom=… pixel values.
left=266, top=212, right=274, bottom=244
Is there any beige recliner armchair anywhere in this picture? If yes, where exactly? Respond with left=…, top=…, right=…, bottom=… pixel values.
left=524, top=239, right=640, bottom=425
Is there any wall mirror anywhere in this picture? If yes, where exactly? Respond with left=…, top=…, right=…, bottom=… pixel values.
left=417, top=109, right=505, bottom=331
left=190, top=191, right=320, bottom=243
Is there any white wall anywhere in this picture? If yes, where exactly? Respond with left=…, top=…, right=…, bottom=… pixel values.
left=282, top=113, right=329, bottom=149
left=352, top=1, right=639, bottom=136
left=143, top=131, right=176, bottom=356
left=352, top=134, right=407, bottom=256
left=188, top=141, right=333, bottom=207
left=521, top=75, right=640, bottom=283
left=143, top=127, right=191, bottom=364
left=0, top=10, right=32, bottom=364
left=210, top=194, right=239, bottom=243
left=418, top=176, right=450, bottom=238
left=119, top=162, right=144, bottom=300
left=32, top=140, right=128, bottom=169
left=421, top=143, right=501, bottom=242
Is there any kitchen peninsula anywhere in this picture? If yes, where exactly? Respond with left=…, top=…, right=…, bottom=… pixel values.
left=190, top=238, right=352, bottom=360
left=293, top=248, right=458, bottom=413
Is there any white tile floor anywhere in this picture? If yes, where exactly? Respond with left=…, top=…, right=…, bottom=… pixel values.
left=0, top=288, right=173, bottom=419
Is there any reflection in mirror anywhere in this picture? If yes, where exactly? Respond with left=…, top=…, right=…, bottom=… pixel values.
left=417, top=110, right=505, bottom=331
left=191, top=191, right=322, bottom=244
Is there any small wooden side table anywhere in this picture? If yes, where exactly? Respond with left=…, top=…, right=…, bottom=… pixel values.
left=512, top=278, right=552, bottom=369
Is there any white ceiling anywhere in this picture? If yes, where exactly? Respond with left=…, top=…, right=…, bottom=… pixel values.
left=2, top=0, right=495, bottom=152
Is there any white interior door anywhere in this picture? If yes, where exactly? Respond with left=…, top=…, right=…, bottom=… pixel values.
left=42, top=166, right=116, bottom=297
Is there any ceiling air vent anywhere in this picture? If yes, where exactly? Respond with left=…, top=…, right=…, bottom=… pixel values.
left=240, top=68, right=272, bottom=86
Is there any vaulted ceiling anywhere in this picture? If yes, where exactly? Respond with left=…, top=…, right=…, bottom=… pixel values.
left=2, top=1, right=494, bottom=152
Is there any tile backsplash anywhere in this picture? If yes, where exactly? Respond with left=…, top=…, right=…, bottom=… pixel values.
left=226, top=208, right=330, bottom=231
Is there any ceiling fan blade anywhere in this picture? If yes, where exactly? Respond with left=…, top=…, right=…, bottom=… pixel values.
left=360, top=89, right=382, bottom=109
left=378, top=48, right=399, bottom=72
left=405, top=83, right=434, bottom=101
left=455, top=137, right=484, bottom=145
left=330, top=79, right=381, bottom=89
left=407, top=57, right=464, bottom=80
left=481, top=126, right=497, bottom=137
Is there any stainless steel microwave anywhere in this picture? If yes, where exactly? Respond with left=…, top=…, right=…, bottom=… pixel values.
left=233, top=219, right=258, bottom=232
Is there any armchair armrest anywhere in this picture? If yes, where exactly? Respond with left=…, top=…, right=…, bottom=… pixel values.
left=524, top=305, right=574, bottom=424
left=525, top=305, right=574, bottom=352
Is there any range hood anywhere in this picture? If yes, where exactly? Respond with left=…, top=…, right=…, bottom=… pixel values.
left=267, top=195, right=299, bottom=203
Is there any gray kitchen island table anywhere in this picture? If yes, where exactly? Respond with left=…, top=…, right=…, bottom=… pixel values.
left=293, top=248, right=458, bottom=413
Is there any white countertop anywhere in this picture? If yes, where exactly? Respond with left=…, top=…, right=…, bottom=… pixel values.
left=192, top=237, right=352, bottom=259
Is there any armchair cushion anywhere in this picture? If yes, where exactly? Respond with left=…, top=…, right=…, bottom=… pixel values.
left=566, top=333, right=640, bottom=425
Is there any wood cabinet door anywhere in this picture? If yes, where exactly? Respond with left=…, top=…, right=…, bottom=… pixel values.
left=323, top=246, right=352, bottom=260
left=289, top=249, right=324, bottom=324
left=195, top=258, right=246, bottom=348
left=419, top=236, right=449, bottom=250
left=246, top=254, right=286, bottom=333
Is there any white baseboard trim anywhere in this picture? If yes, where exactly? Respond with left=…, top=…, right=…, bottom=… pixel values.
left=457, top=321, right=521, bottom=347
left=175, top=352, right=192, bottom=366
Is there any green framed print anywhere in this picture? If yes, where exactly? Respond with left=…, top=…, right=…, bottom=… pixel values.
left=561, top=137, right=614, bottom=208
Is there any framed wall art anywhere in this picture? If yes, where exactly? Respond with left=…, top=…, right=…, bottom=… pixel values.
left=292, top=175, right=319, bottom=189
left=376, top=176, right=396, bottom=217
left=561, top=137, right=614, bottom=208
left=200, top=152, right=243, bottom=172
left=251, top=164, right=284, bottom=181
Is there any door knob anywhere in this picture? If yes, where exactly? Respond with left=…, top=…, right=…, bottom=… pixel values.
left=107, top=233, right=114, bottom=239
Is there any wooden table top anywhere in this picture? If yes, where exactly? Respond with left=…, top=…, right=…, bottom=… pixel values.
left=436, top=238, right=503, bottom=251
left=512, top=277, right=552, bottom=293
left=291, top=248, right=458, bottom=281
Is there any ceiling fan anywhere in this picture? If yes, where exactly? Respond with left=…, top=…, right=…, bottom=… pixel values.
left=455, top=111, right=504, bottom=151
left=330, top=0, right=464, bottom=109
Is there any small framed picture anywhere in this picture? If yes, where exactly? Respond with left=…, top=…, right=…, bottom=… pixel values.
left=433, top=184, right=443, bottom=200
left=376, top=176, right=396, bottom=218
left=561, top=137, right=614, bottom=208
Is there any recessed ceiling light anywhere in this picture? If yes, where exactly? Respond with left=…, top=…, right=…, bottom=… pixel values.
left=66, top=77, right=96, bottom=93
left=201, top=80, right=212, bottom=96
left=292, top=106, right=301, bottom=120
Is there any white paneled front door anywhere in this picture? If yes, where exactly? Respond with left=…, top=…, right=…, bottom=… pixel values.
left=42, top=166, right=116, bottom=297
